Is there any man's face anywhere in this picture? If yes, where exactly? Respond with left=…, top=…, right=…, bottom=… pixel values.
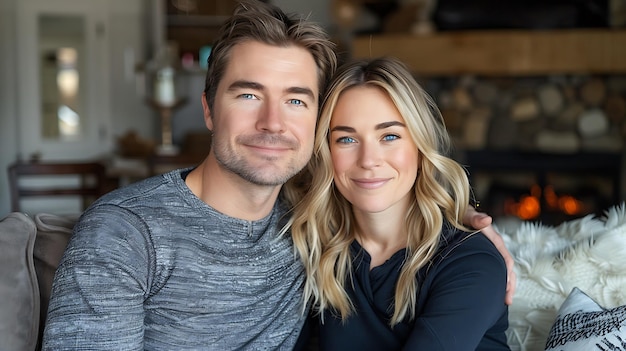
left=203, top=41, right=319, bottom=186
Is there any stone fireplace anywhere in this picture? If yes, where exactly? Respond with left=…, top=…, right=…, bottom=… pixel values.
left=421, top=74, right=626, bottom=224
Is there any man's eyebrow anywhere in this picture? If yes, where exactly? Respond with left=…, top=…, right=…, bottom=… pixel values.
left=227, top=81, right=315, bottom=102
left=286, top=87, right=316, bottom=102
left=227, top=80, right=263, bottom=91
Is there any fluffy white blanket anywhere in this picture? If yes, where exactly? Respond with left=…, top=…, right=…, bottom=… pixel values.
left=496, top=202, right=626, bottom=351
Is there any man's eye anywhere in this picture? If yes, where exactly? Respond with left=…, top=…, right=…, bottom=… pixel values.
left=288, top=99, right=306, bottom=107
left=337, top=136, right=356, bottom=144
left=241, top=93, right=257, bottom=100
left=383, top=134, right=400, bottom=141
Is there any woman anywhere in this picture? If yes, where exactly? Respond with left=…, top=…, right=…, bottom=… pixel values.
left=290, top=57, right=510, bottom=350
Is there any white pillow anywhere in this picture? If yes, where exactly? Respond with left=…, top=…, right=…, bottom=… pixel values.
left=544, top=287, right=626, bottom=351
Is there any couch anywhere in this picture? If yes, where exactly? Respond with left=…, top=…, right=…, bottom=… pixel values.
left=498, top=202, right=626, bottom=351
left=0, top=212, right=77, bottom=351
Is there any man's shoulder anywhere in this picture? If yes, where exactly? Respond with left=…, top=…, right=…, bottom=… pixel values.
left=97, top=169, right=185, bottom=207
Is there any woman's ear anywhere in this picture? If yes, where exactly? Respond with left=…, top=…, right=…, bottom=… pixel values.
left=201, top=92, right=214, bottom=132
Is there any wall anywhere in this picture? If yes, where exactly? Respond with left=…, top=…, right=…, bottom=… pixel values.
left=0, top=0, right=18, bottom=216
left=107, top=1, right=156, bottom=143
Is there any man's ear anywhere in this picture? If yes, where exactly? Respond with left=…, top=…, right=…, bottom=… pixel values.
left=201, top=92, right=214, bottom=131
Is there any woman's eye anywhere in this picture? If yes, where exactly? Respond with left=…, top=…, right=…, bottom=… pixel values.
left=337, top=136, right=356, bottom=144
left=383, top=134, right=400, bottom=142
left=288, top=99, right=306, bottom=107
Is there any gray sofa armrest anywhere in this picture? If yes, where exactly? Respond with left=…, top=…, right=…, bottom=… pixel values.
left=0, top=212, right=39, bottom=351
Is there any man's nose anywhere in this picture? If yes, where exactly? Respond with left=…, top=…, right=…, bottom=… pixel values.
left=256, top=102, right=286, bottom=133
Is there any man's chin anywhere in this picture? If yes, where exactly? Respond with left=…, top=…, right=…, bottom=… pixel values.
left=216, top=154, right=306, bottom=186
left=235, top=165, right=300, bottom=187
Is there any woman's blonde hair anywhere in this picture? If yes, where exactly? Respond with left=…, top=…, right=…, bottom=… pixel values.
left=288, top=57, right=471, bottom=326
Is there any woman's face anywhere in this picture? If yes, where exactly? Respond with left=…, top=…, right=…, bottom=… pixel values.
left=329, top=86, right=419, bottom=215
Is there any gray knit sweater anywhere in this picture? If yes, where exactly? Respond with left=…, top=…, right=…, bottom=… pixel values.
left=42, top=169, right=306, bottom=350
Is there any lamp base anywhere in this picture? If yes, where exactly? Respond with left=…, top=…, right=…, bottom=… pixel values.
left=156, top=144, right=180, bottom=156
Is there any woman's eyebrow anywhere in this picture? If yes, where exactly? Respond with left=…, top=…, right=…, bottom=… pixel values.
left=376, top=121, right=405, bottom=130
left=330, top=125, right=355, bottom=133
left=331, top=121, right=405, bottom=133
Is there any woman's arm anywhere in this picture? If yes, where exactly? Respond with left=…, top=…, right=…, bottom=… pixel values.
left=463, top=206, right=516, bottom=305
left=403, top=234, right=510, bottom=350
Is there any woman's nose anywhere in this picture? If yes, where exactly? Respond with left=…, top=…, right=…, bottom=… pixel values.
left=358, top=141, right=382, bottom=169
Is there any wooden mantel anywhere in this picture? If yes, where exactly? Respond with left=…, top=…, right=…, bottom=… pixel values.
left=352, top=29, right=626, bottom=76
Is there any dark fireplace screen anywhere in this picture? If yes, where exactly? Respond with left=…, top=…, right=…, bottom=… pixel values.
left=464, top=150, right=622, bottom=225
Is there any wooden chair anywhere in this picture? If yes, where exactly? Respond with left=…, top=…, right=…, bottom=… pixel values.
left=8, top=161, right=108, bottom=212
left=148, top=153, right=204, bottom=176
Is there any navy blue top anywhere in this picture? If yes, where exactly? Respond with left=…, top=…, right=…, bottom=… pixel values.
left=317, top=227, right=510, bottom=351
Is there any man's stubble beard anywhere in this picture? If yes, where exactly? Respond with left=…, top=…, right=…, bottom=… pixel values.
left=212, top=134, right=311, bottom=186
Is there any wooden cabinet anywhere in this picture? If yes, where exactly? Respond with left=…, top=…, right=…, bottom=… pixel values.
left=352, top=29, right=626, bottom=76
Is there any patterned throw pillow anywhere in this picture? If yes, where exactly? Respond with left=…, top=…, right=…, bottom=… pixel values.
left=544, top=287, right=626, bottom=351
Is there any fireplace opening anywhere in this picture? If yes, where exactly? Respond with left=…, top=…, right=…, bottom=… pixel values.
left=464, top=150, right=622, bottom=225
left=491, top=182, right=604, bottom=225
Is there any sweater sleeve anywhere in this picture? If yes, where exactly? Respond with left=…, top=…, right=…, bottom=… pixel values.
left=42, top=204, right=154, bottom=351
left=402, top=233, right=509, bottom=351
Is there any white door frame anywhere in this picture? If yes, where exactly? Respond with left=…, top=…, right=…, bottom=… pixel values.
left=16, top=0, right=112, bottom=161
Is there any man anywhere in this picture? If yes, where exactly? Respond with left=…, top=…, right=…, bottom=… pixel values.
left=43, top=1, right=514, bottom=350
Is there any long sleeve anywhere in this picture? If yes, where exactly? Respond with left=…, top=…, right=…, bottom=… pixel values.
left=403, top=233, right=509, bottom=350
left=43, top=205, right=153, bottom=350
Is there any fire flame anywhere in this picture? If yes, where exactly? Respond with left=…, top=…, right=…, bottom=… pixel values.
left=504, top=184, right=585, bottom=220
